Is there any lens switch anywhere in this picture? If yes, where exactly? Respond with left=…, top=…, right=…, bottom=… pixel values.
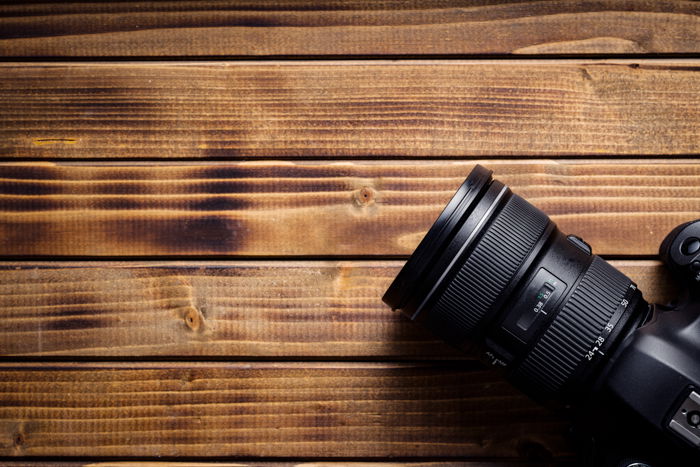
left=567, top=235, right=592, bottom=255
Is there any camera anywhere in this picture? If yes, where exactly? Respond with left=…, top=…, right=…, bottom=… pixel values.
left=383, top=165, right=700, bottom=467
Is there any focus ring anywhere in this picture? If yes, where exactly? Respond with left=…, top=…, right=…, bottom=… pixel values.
left=423, top=194, right=549, bottom=344
left=514, top=256, right=631, bottom=396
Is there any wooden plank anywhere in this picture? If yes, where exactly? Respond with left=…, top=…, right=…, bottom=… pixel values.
left=0, top=463, right=575, bottom=467
left=0, top=362, right=572, bottom=458
left=1, top=1, right=699, bottom=57
left=1, top=160, right=698, bottom=257
left=1, top=61, right=699, bottom=158
left=0, top=260, right=675, bottom=357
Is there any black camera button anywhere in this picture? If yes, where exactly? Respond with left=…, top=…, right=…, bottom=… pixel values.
left=681, top=237, right=700, bottom=255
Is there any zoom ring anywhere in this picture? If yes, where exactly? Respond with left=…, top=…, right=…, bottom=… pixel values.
left=514, top=256, right=632, bottom=396
left=424, top=194, right=549, bottom=345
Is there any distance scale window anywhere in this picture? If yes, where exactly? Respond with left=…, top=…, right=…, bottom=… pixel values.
left=502, top=268, right=566, bottom=343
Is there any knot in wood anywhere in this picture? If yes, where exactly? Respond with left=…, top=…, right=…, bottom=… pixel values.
left=13, top=432, right=25, bottom=447
left=353, top=186, right=375, bottom=207
left=180, top=369, right=198, bottom=386
left=183, top=306, right=203, bottom=332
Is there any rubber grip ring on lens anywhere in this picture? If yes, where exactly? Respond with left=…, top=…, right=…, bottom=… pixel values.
left=383, top=166, right=492, bottom=312
left=423, top=194, right=549, bottom=344
left=514, top=256, right=631, bottom=396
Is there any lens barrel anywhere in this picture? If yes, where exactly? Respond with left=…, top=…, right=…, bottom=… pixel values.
left=383, top=165, right=648, bottom=402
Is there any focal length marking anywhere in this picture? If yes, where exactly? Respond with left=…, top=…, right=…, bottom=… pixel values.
left=583, top=283, right=636, bottom=362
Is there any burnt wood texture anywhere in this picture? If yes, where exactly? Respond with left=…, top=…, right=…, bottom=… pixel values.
left=0, top=260, right=674, bottom=358
left=0, top=62, right=699, bottom=158
left=1, top=1, right=698, bottom=465
left=0, top=362, right=572, bottom=458
left=0, top=464, right=577, bottom=467
left=0, top=1, right=699, bottom=57
left=1, top=160, right=699, bottom=256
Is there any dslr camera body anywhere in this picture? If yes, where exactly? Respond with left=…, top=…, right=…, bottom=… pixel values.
left=383, top=165, right=700, bottom=467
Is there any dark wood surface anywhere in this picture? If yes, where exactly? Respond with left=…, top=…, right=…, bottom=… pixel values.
left=0, top=2, right=697, bottom=465
left=0, top=463, right=575, bottom=467
left=0, top=260, right=674, bottom=358
left=1, top=62, right=698, bottom=158
left=1, top=1, right=699, bottom=57
left=1, top=160, right=699, bottom=256
left=0, top=362, right=572, bottom=458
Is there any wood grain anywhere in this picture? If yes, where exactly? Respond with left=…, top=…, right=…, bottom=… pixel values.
left=1, top=1, right=699, bottom=57
left=1, top=3, right=695, bottom=465
left=1, top=160, right=698, bottom=257
left=0, top=362, right=571, bottom=458
left=0, top=260, right=675, bottom=357
left=0, top=463, right=574, bottom=467
left=1, top=61, right=699, bottom=158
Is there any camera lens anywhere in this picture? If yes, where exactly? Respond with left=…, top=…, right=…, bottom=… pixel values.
left=383, top=165, right=649, bottom=402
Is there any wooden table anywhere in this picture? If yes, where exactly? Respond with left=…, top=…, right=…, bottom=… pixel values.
left=0, top=2, right=698, bottom=466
